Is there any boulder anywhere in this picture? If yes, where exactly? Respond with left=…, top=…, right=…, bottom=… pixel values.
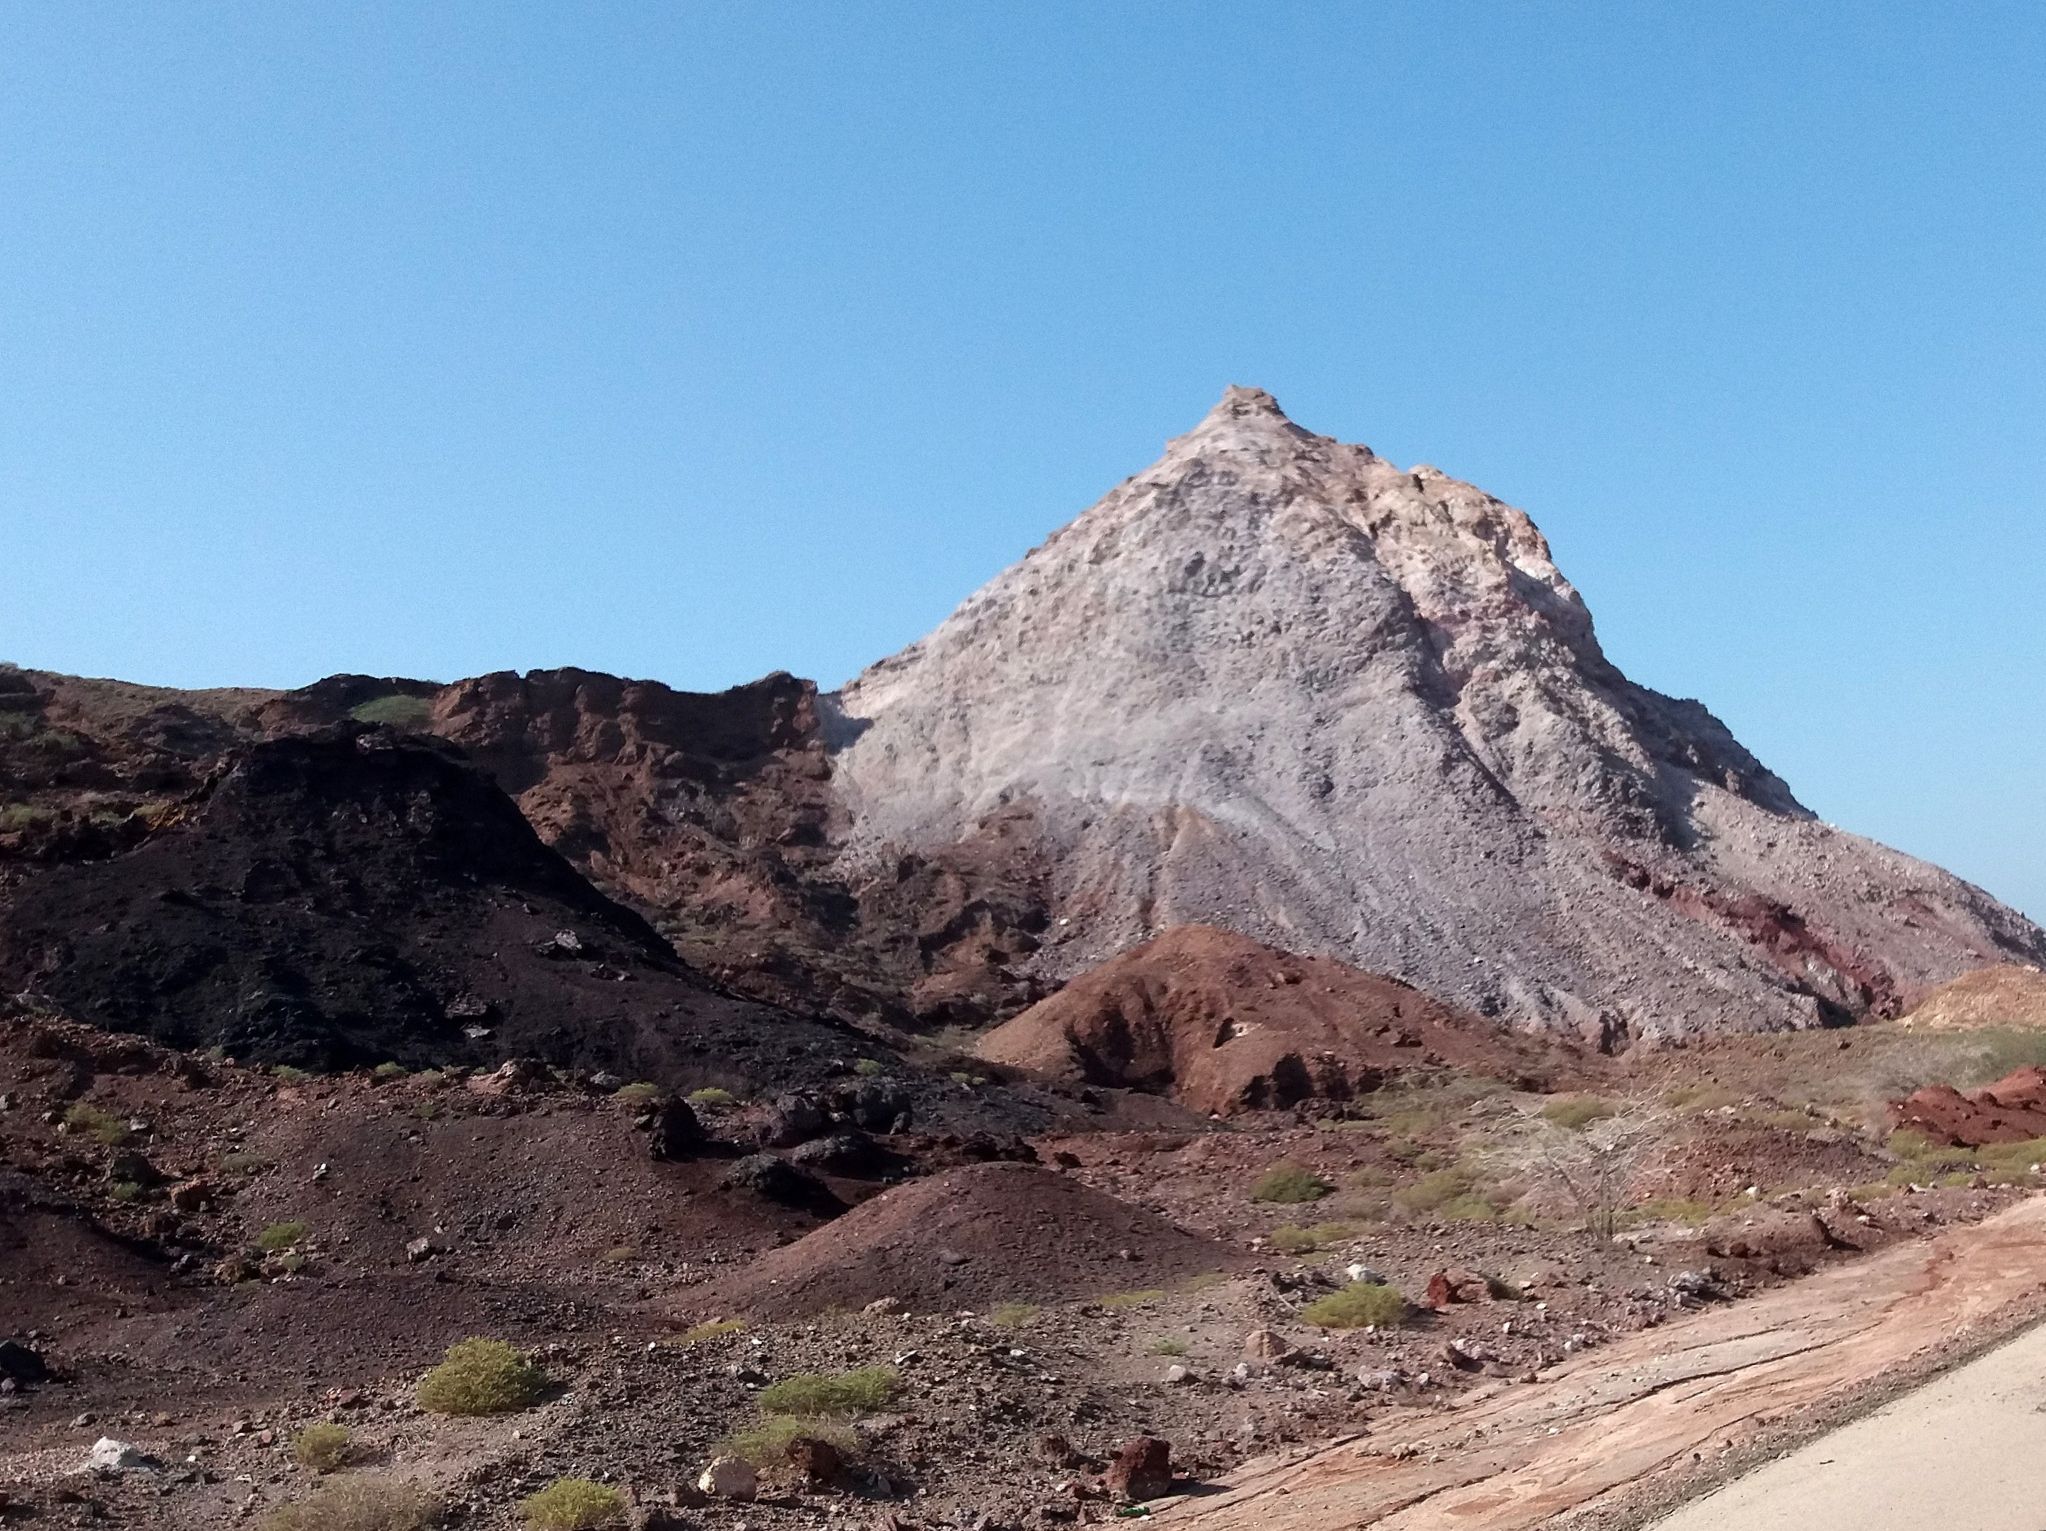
left=1241, top=1327, right=1294, bottom=1362
left=84, top=1437, right=154, bottom=1473
left=167, top=1178, right=214, bottom=1213
left=1104, top=1437, right=1173, bottom=1502
left=720, top=1153, right=835, bottom=1210
left=648, top=1098, right=705, bottom=1161
left=697, top=1456, right=758, bottom=1501
left=757, top=1093, right=828, bottom=1148
left=784, top=1433, right=851, bottom=1486
left=0, top=1341, right=49, bottom=1386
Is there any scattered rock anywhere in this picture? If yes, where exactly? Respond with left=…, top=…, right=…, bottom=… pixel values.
left=167, top=1179, right=214, bottom=1212
left=698, top=1455, right=758, bottom=1501
left=1104, top=1437, right=1172, bottom=1502
left=757, top=1092, right=827, bottom=1148
left=785, top=1433, right=851, bottom=1487
left=719, top=1153, right=836, bottom=1209
left=1425, top=1266, right=1501, bottom=1309
left=0, top=1342, right=49, bottom=1387
left=83, top=1438, right=154, bottom=1474
left=1241, top=1327, right=1294, bottom=1362
left=405, top=1236, right=439, bottom=1263
left=649, top=1097, right=706, bottom=1161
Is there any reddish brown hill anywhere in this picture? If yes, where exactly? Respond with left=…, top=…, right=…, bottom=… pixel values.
left=1892, top=1068, right=2046, bottom=1147
left=975, top=925, right=1571, bottom=1115
left=694, top=1160, right=1238, bottom=1318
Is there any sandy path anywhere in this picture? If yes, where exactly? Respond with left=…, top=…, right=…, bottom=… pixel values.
left=1647, top=1316, right=2046, bottom=1530
left=1160, top=1196, right=2046, bottom=1531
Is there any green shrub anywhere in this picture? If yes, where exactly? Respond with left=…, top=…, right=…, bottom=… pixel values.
left=274, top=1065, right=314, bottom=1085
left=852, top=1057, right=886, bottom=1077
left=686, top=1087, right=737, bottom=1108
left=220, top=1149, right=273, bottom=1174
left=612, top=1081, right=661, bottom=1108
left=349, top=694, right=435, bottom=730
left=1268, top=1220, right=1355, bottom=1254
left=757, top=1365, right=900, bottom=1417
left=521, top=1479, right=625, bottom=1530
left=1250, top=1163, right=1333, bottom=1204
left=1300, top=1281, right=1408, bottom=1329
left=718, top=1415, right=858, bottom=1467
left=372, top=1062, right=408, bottom=1082
left=1540, top=1096, right=1617, bottom=1131
left=415, top=1338, right=547, bottom=1416
left=679, top=1318, right=747, bottom=1345
left=987, top=1302, right=1038, bottom=1328
left=1978, top=1136, right=2046, bottom=1182
left=1391, top=1166, right=1504, bottom=1222
left=108, top=1180, right=144, bottom=1204
left=1147, top=1336, right=1189, bottom=1356
left=257, top=1220, right=310, bottom=1253
left=293, top=1423, right=352, bottom=1473
left=63, top=1102, right=130, bottom=1146
left=260, top=1476, right=438, bottom=1531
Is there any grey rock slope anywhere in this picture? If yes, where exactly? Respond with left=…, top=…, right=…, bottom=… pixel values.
left=828, top=387, right=2044, bottom=1041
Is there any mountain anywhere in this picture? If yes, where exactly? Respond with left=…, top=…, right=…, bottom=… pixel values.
left=825, top=387, right=2044, bottom=1040
left=6, top=389, right=2038, bottom=1043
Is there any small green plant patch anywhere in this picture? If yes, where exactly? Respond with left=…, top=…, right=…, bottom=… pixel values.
left=853, top=1057, right=886, bottom=1077
left=416, top=1338, right=548, bottom=1415
left=521, top=1478, right=625, bottom=1530
left=1301, top=1281, right=1408, bottom=1329
left=257, top=1220, right=309, bottom=1252
left=686, top=1086, right=738, bottom=1108
left=757, top=1364, right=900, bottom=1417
left=292, top=1422, right=352, bottom=1473
left=987, top=1301, right=1038, bottom=1328
left=680, top=1318, right=747, bottom=1344
left=612, top=1081, right=661, bottom=1108
left=718, top=1414, right=858, bottom=1467
left=63, top=1102, right=130, bottom=1146
left=372, top=1062, right=408, bottom=1081
left=1096, top=1287, right=1167, bottom=1309
left=1147, top=1336, right=1190, bottom=1356
left=273, top=1065, right=314, bottom=1085
left=1540, top=1095, right=1617, bottom=1131
left=1268, top=1220, right=1355, bottom=1254
left=1391, top=1166, right=1505, bottom=1223
left=1250, top=1163, right=1333, bottom=1204
left=349, top=693, right=436, bottom=730
left=260, top=1476, right=437, bottom=1531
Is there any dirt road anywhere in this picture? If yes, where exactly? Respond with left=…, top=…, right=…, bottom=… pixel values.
left=1160, top=1196, right=2046, bottom=1531
left=1647, top=1315, right=2046, bottom=1530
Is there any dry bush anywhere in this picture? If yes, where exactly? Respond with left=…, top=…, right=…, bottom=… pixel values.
left=520, top=1478, right=625, bottom=1529
left=718, top=1415, right=858, bottom=1467
left=1301, top=1281, right=1407, bottom=1329
left=261, top=1476, right=438, bottom=1531
left=1249, top=1163, right=1333, bottom=1203
left=757, top=1365, right=899, bottom=1417
left=293, top=1422, right=352, bottom=1472
left=415, top=1338, right=547, bottom=1416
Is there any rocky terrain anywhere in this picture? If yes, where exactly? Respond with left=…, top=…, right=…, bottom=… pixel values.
left=5, top=389, right=2046, bottom=1528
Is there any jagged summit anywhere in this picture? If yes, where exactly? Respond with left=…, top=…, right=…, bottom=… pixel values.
left=832, top=394, right=2044, bottom=1040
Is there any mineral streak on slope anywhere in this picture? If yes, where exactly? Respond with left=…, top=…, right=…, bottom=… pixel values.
left=828, top=387, right=2044, bottom=1039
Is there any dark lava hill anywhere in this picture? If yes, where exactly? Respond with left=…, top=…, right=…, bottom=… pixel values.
left=0, top=727, right=894, bottom=1089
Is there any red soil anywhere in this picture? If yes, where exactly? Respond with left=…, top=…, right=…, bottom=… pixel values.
left=975, top=926, right=1570, bottom=1116
left=1892, top=1066, right=2046, bottom=1146
left=692, top=1161, right=1240, bottom=1319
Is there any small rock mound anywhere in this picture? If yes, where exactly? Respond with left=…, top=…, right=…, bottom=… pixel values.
left=697, top=1161, right=1237, bottom=1318
left=1897, top=965, right=2046, bottom=1031
left=1893, top=1066, right=2046, bottom=1146
left=976, top=926, right=1562, bottom=1115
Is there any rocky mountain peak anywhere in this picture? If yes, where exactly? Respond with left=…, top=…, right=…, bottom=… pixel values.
left=831, top=393, right=2046, bottom=1040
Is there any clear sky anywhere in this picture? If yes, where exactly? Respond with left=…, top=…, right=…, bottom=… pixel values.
left=2, top=5, right=2041, bottom=919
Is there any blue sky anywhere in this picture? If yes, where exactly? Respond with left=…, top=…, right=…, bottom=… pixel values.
left=3, top=4, right=2041, bottom=918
